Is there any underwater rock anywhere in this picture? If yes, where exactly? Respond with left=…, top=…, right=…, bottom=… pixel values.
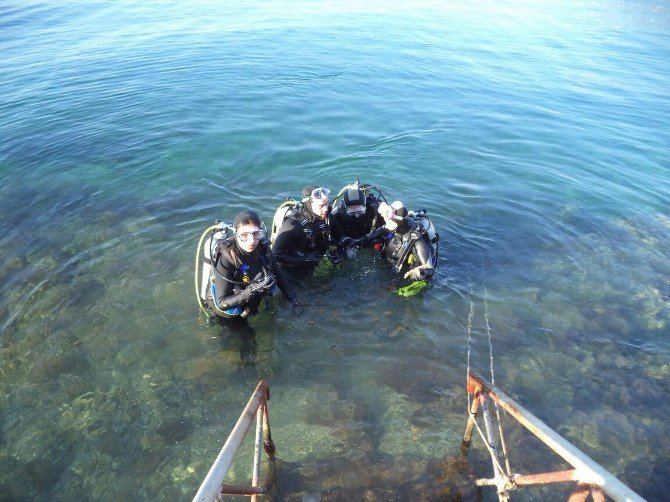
left=379, top=356, right=443, bottom=404
left=171, top=462, right=198, bottom=485
left=21, top=430, right=77, bottom=493
left=156, top=418, right=195, bottom=444
left=645, top=363, right=670, bottom=380
left=0, top=455, right=29, bottom=501
left=55, top=373, right=89, bottom=401
left=623, top=377, right=665, bottom=409
left=29, top=346, right=91, bottom=383
left=178, top=354, right=236, bottom=381
left=91, top=429, right=129, bottom=457
left=132, top=449, right=167, bottom=476
left=0, top=255, right=27, bottom=283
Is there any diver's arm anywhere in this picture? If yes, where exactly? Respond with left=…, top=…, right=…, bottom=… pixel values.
left=272, top=222, right=310, bottom=265
left=328, top=213, right=344, bottom=244
left=362, top=226, right=389, bottom=244
left=270, top=253, right=297, bottom=301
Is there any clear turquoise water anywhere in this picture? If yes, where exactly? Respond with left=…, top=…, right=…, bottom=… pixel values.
left=1, top=1, right=669, bottom=500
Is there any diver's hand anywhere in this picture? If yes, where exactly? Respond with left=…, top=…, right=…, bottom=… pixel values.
left=338, top=237, right=354, bottom=249
left=403, top=265, right=434, bottom=281
left=249, top=273, right=276, bottom=294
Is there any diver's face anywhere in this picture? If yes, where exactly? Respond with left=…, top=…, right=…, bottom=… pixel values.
left=345, top=204, right=366, bottom=218
left=311, top=198, right=330, bottom=219
left=235, top=223, right=262, bottom=253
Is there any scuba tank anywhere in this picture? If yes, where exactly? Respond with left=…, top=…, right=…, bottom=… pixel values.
left=270, top=198, right=301, bottom=245
left=194, top=221, right=234, bottom=315
left=414, top=211, right=439, bottom=267
left=396, top=210, right=440, bottom=273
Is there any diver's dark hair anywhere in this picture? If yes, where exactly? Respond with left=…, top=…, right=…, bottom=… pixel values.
left=233, top=210, right=261, bottom=230
left=223, top=210, right=263, bottom=264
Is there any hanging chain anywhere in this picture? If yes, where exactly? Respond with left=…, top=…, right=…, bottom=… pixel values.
left=483, top=283, right=513, bottom=478
left=466, top=280, right=475, bottom=411
left=484, top=284, right=495, bottom=386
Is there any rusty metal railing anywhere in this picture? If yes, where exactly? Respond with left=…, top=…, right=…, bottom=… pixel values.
left=193, top=380, right=275, bottom=502
left=462, top=372, right=646, bottom=502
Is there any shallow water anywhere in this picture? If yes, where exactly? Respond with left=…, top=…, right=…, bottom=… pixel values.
left=1, top=1, right=669, bottom=500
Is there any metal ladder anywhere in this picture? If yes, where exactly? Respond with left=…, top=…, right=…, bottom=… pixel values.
left=193, top=380, right=275, bottom=502
left=462, top=372, right=646, bottom=502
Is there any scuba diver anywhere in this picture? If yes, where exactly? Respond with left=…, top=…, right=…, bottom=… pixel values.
left=330, top=180, right=384, bottom=242
left=196, top=210, right=303, bottom=321
left=271, top=186, right=350, bottom=269
left=362, top=200, right=439, bottom=282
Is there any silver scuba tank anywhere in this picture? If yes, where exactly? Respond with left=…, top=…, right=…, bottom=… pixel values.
left=200, top=227, right=232, bottom=303
left=418, top=216, right=437, bottom=242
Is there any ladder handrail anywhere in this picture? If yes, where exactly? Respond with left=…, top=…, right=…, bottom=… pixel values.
left=467, top=372, right=646, bottom=502
left=193, top=380, right=271, bottom=502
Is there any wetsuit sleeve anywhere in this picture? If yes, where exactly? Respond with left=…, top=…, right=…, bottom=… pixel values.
left=367, top=196, right=383, bottom=230
left=367, top=226, right=388, bottom=241
left=214, top=254, right=253, bottom=308
left=271, top=220, right=308, bottom=265
left=270, top=252, right=297, bottom=301
left=328, top=213, right=343, bottom=243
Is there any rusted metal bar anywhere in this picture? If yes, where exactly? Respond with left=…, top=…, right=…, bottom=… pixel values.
left=494, top=403, right=513, bottom=477
left=513, top=469, right=576, bottom=486
left=462, top=389, right=481, bottom=450
left=591, top=486, right=606, bottom=502
left=468, top=373, right=646, bottom=502
left=193, top=381, right=270, bottom=502
left=263, top=400, right=275, bottom=456
left=567, top=484, right=591, bottom=502
left=251, top=405, right=264, bottom=502
left=220, top=485, right=266, bottom=496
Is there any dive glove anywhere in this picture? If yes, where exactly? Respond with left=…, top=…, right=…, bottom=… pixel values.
left=338, top=237, right=355, bottom=248
left=249, top=273, right=276, bottom=294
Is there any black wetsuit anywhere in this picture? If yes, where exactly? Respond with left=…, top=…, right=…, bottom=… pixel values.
left=207, top=239, right=295, bottom=317
left=272, top=204, right=343, bottom=267
left=331, top=194, right=381, bottom=240
left=368, top=219, right=436, bottom=280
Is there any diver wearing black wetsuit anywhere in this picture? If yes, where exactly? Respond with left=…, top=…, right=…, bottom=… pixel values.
left=366, top=201, right=437, bottom=281
left=272, top=186, right=344, bottom=268
left=331, top=186, right=381, bottom=241
left=207, top=211, right=300, bottom=319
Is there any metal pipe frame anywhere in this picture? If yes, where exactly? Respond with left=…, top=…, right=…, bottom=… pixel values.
left=466, top=372, right=646, bottom=502
left=462, top=393, right=481, bottom=451
left=193, top=381, right=272, bottom=502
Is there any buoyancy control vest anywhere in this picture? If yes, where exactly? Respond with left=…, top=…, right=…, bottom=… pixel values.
left=271, top=201, right=335, bottom=262
left=378, top=212, right=439, bottom=274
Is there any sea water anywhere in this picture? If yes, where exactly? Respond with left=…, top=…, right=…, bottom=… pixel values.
left=1, top=1, right=669, bottom=500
